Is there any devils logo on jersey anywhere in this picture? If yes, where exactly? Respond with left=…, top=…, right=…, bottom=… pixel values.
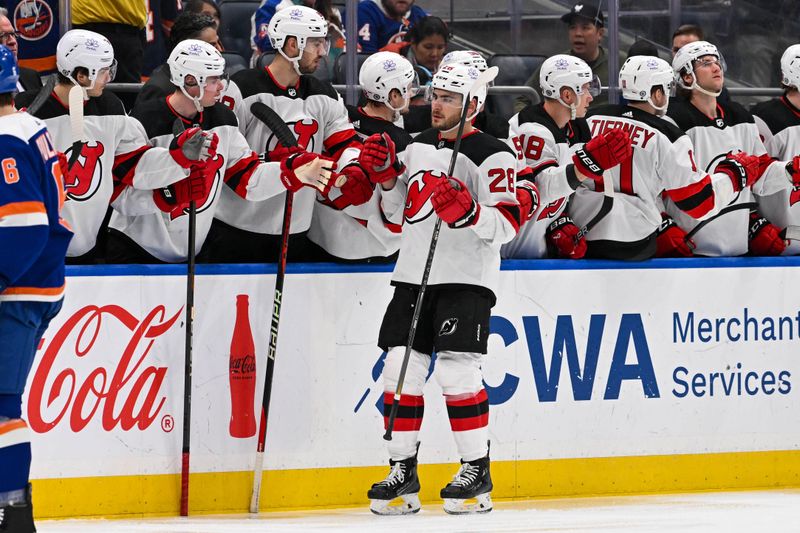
left=63, top=142, right=105, bottom=201
left=537, top=197, right=566, bottom=221
left=404, top=170, right=446, bottom=224
left=790, top=186, right=800, bottom=206
left=265, top=119, right=319, bottom=154
left=169, top=154, right=226, bottom=220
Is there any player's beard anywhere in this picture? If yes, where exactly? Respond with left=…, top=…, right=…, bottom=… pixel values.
left=299, top=57, right=320, bottom=75
left=433, top=112, right=461, bottom=132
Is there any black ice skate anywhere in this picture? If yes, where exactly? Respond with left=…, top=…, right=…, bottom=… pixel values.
left=440, top=454, right=493, bottom=514
left=0, top=484, right=36, bottom=532
left=367, top=452, right=421, bottom=515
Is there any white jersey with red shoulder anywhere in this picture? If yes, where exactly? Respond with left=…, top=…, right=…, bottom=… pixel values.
left=308, top=105, right=412, bottom=259
left=382, top=129, right=522, bottom=295
left=751, top=95, right=800, bottom=232
left=665, top=97, right=789, bottom=256
left=576, top=104, right=739, bottom=244
left=503, top=103, right=582, bottom=258
left=223, top=66, right=360, bottom=236
left=110, top=97, right=286, bottom=262
left=15, top=89, right=190, bottom=256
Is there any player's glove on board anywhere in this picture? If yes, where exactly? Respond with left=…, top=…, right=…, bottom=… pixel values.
left=714, top=152, right=761, bottom=192
left=748, top=210, right=786, bottom=256
left=655, top=213, right=694, bottom=257
left=545, top=216, right=586, bottom=259
left=515, top=179, right=540, bottom=225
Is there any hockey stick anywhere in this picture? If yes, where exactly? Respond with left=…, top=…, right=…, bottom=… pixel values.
left=248, top=101, right=299, bottom=514
left=384, top=67, right=499, bottom=441
left=575, top=170, right=614, bottom=241
left=25, top=75, right=56, bottom=116
left=173, top=117, right=198, bottom=518
left=67, top=85, right=87, bottom=171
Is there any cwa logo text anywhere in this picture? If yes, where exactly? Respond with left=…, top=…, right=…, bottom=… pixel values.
left=355, top=313, right=658, bottom=413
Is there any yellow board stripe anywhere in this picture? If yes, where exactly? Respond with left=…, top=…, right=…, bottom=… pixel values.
left=33, top=450, right=800, bottom=519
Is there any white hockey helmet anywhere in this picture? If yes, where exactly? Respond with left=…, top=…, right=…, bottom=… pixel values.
left=56, top=29, right=117, bottom=90
left=359, top=52, right=419, bottom=112
left=431, top=63, right=488, bottom=116
left=168, top=39, right=227, bottom=111
left=540, top=54, right=600, bottom=119
left=672, top=40, right=725, bottom=97
left=440, top=50, right=488, bottom=72
left=780, top=44, right=800, bottom=90
left=268, top=6, right=328, bottom=75
left=619, top=55, right=674, bottom=115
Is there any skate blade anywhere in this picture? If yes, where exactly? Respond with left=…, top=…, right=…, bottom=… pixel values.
left=443, top=493, right=492, bottom=514
left=369, top=493, right=421, bottom=515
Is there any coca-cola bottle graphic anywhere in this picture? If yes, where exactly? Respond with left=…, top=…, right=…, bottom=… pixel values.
left=229, top=294, right=257, bottom=438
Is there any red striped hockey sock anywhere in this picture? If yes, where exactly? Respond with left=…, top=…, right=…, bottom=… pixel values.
left=383, top=392, right=423, bottom=460
left=445, top=389, right=489, bottom=461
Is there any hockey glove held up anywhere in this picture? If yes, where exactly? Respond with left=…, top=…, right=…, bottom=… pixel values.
left=786, top=155, right=800, bottom=188
left=266, top=143, right=304, bottom=163
left=169, top=127, right=219, bottom=168
left=431, top=177, right=479, bottom=229
left=655, top=213, right=694, bottom=257
left=515, top=179, right=540, bottom=225
left=545, top=216, right=586, bottom=259
left=331, top=163, right=375, bottom=208
left=279, top=152, right=336, bottom=194
left=748, top=210, right=786, bottom=256
left=572, top=129, right=632, bottom=182
left=359, top=132, right=406, bottom=184
left=714, top=152, right=761, bottom=192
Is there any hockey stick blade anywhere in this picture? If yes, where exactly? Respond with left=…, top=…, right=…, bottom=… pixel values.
left=250, top=102, right=298, bottom=148
left=784, top=225, right=800, bottom=241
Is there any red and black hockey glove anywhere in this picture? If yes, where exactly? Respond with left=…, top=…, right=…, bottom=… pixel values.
left=266, top=143, right=304, bottom=163
left=572, top=129, right=632, bottom=182
left=515, top=179, right=540, bottom=225
left=169, top=127, right=219, bottom=168
left=545, top=216, right=586, bottom=259
left=655, top=213, right=694, bottom=257
left=359, top=132, right=406, bottom=184
left=748, top=210, right=786, bottom=256
left=279, top=151, right=336, bottom=194
left=714, top=152, right=762, bottom=192
left=431, top=177, right=480, bottom=229
left=331, top=163, right=375, bottom=208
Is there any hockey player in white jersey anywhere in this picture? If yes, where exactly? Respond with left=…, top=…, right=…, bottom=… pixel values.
left=503, top=54, right=616, bottom=259
left=751, top=44, right=800, bottom=255
left=211, top=5, right=371, bottom=262
left=15, top=29, right=218, bottom=263
left=107, top=40, right=336, bottom=263
left=667, top=41, right=795, bottom=256
left=308, top=51, right=416, bottom=262
left=366, top=64, right=526, bottom=515
left=577, top=56, right=768, bottom=260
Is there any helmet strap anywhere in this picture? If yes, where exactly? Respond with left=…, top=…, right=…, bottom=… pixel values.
left=278, top=46, right=304, bottom=77
left=179, top=84, right=205, bottom=113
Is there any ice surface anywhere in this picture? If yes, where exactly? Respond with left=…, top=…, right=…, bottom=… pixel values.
left=38, top=490, right=800, bottom=532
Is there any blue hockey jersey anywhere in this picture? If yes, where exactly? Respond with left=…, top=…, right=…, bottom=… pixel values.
left=0, top=111, right=72, bottom=301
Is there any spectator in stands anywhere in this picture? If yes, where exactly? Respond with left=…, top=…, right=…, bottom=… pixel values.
left=184, top=0, right=222, bottom=29
left=0, top=10, right=41, bottom=91
left=72, top=0, right=148, bottom=109
left=381, top=15, right=448, bottom=89
left=514, top=1, right=609, bottom=113
left=142, top=0, right=180, bottom=79
left=354, top=0, right=427, bottom=53
left=134, top=12, right=228, bottom=113
left=671, top=24, right=703, bottom=57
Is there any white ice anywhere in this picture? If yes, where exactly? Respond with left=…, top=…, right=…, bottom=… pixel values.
left=38, top=490, right=800, bottom=532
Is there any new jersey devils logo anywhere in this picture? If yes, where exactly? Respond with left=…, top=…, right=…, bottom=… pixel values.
left=537, top=197, right=566, bottom=221
left=790, top=185, right=800, bottom=206
left=404, top=170, right=445, bottom=224
left=63, top=142, right=105, bottom=201
left=265, top=119, right=319, bottom=154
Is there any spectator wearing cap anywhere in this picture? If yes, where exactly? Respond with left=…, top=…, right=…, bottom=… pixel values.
left=0, top=9, right=41, bottom=91
left=515, top=1, right=610, bottom=113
